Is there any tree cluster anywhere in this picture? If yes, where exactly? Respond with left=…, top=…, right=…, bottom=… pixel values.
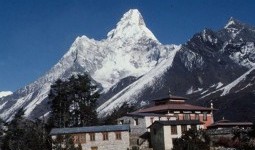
left=0, top=74, right=100, bottom=150
left=172, top=129, right=210, bottom=150
left=48, top=74, right=99, bottom=149
left=51, top=134, right=82, bottom=150
left=0, top=108, right=50, bottom=150
left=214, top=126, right=255, bottom=150
left=48, top=74, right=99, bottom=128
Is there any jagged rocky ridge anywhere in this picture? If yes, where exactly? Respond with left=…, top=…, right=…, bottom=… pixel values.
left=0, top=10, right=255, bottom=121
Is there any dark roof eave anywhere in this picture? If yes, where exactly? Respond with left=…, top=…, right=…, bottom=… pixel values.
left=125, top=112, right=174, bottom=117
left=208, top=122, right=253, bottom=127
left=152, top=96, right=188, bottom=102
left=138, top=108, right=215, bottom=113
left=50, top=124, right=130, bottom=135
left=148, top=120, right=204, bottom=128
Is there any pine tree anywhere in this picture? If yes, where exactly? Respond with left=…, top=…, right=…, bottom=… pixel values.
left=48, top=79, right=70, bottom=128
left=48, top=74, right=99, bottom=128
left=7, top=108, right=25, bottom=150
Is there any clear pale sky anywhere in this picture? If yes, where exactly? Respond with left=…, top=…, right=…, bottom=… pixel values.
left=0, top=0, right=255, bottom=91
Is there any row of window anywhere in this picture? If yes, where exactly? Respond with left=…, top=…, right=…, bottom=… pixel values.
left=149, top=113, right=207, bottom=124
left=125, top=112, right=208, bottom=127
left=72, top=132, right=122, bottom=143
left=170, top=125, right=197, bottom=135
left=174, top=113, right=207, bottom=121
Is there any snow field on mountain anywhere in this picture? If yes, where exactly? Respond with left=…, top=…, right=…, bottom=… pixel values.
left=97, top=45, right=181, bottom=117
left=0, top=91, right=12, bottom=98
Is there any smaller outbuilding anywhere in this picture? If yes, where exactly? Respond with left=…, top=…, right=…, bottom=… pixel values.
left=149, top=120, right=204, bottom=150
left=207, top=119, right=253, bottom=130
left=207, top=118, right=253, bottom=136
left=50, top=124, right=130, bottom=150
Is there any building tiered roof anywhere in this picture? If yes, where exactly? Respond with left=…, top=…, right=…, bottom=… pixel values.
left=150, top=120, right=204, bottom=126
left=133, top=95, right=213, bottom=114
left=207, top=119, right=253, bottom=129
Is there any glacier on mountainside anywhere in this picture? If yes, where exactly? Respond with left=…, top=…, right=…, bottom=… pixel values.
left=97, top=45, right=181, bottom=117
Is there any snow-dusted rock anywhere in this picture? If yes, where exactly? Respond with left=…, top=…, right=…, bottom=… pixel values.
left=0, top=91, right=12, bottom=98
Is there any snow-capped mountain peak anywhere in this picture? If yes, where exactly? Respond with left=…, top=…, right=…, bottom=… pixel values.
left=107, top=9, right=158, bottom=42
left=1, top=10, right=255, bottom=123
left=224, top=17, right=245, bottom=39
left=224, top=17, right=241, bottom=29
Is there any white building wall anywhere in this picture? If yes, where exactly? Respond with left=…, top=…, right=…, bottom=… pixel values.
left=145, top=116, right=176, bottom=132
left=163, top=124, right=202, bottom=150
left=79, top=131, right=129, bottom=150
left=52, top=131, right=130, bottom=150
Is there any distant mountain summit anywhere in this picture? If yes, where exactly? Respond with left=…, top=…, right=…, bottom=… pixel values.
left=0, top=9, right=178, bottom=121
left=107, top=9, right=158, bottom=41
left=0, top=10, right=255, bottom=122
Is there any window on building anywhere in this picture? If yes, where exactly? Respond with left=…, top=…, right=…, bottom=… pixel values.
left=134, top=118, right=139, bottom=126
left=90, top=133, right=95, bottom=141
left=171, top=125, right=177, bottom=135
left=191, top=125, right=197, bottom=130
left=72, top=134, right=86, bottom=143
left=91, top=146, right=98, bottom=150
left=195, top=114, right=199, bottom=120
left=102, top=132, right=108, bottom=140
left=119, top=120, right=124, bottom=124
left=203, top=112, right=207, bottom=121
left=174, top=114, right=179, bottom=120
left=137, top=139, right=140, bottom=145
left=79, top=134, right=86, bottom=143
left=184, top=114, right=190, bottom=120
left=181, top=125, right=187, bottom=133
left=150, top=117, right=154, bottom=124
left=179, top=114, right=183, bottom=120
left=115, top=132, right=122, bottom=140
left=72, top=134, right=79, bottom=143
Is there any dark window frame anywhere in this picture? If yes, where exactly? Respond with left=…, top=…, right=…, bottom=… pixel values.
left=115, top=132, right=122, bottom=140
left=203, top=112, right=207, bottom=121
left=102, top=132, right=108, bottom=141
left=184, top=114, right=191, bottom=120
left=134, top=118, right=139, bottom=126
left=90, top=133, right=95, bottom=141
left=181, top=125, right=187, bottom=133
left=195, top=114, right=199, bottom=120
left=171, top=125, right=177, bottom=135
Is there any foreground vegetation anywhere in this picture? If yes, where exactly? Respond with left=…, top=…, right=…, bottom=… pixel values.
left=0, top=74, right=99, bottom=150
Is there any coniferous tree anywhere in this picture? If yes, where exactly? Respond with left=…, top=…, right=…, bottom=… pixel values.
left=5, top=108, right=25, bottom=150
left=1, top=110, right=51, bottom=150
left=48, top=74, right=99, bottom=149
left=48, top=79, right=70, bottom=128
left=52, top=135, right=82, bottom=150
left=48, top=74, right=99, bottom=128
